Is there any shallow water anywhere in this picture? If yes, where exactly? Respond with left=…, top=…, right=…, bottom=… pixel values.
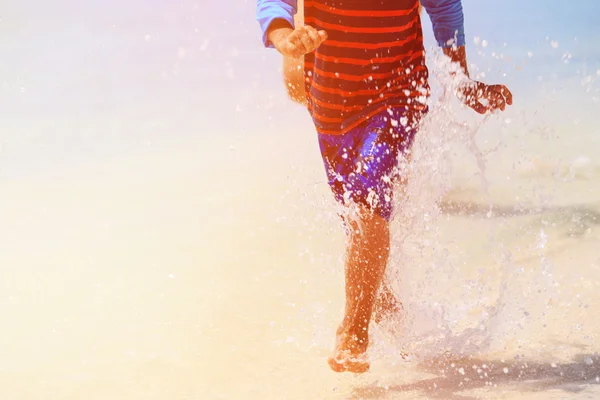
left=1, top=0, right=600, bottom=399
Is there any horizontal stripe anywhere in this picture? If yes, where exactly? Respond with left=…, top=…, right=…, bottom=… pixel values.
left=314, top=102, right=427, bottom=135
left=312, top=113, right=346, bottom=123
left=309, top=96, right=347, bottom=111
left=318, top=35, right=420, bottom=50
left=304, top=16, right=418, bottom=34
left=304, top=0, right=418, bottom=17
left=309, top=64, right=406, bottom=82
left=312, top=87, right=427, bottom=108
left=310, top=95, right=428, bottom=119
left=308, top=74, right=425, bottom=98
left=308, top=53, right=424, bottom=80
left=309, top=88, right=425, bottom=112
left=309, top=93, right=423, bottom=116
left=314, top=48, right=423, bottom=66
left=309, top=40, right=423, bottom=61
left=310, top=93, right=427, bottom=121
left=312, top=57, right=420, bottom=78
left=307, top=64, right=428, bottom=95
left=305, top=27, right=421, bottom=46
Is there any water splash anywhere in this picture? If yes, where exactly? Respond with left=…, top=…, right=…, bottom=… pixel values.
left=372, top=48, right=561, bottom=363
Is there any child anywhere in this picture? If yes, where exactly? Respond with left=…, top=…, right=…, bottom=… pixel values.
left=256, top=0, right=512, bottom=373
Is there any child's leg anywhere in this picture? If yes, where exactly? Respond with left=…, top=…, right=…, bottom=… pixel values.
left=318, top=109, right=421, bottom=373
left=328, top=207, right=390, bottom=373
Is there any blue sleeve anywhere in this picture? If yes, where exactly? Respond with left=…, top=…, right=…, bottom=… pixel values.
left=420, top=0, right=466, bottom=48
left=256, top=0, right=297, bottom=48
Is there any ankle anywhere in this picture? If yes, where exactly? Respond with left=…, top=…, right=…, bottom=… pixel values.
left=336, top=325, right=369, bottom=351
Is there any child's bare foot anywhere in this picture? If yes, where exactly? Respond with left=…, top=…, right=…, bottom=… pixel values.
left=327, top=329, right=370, bottom=373
left=328, top=352, right=370, bottom=373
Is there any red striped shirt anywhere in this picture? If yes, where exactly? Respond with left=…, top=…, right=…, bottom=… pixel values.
left=303, top=0, right=430, bottom=135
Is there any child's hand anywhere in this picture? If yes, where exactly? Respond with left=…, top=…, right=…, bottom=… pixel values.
left=458, top=81, right=513, bottom=114
left=269, top=24, right=328, bottom=59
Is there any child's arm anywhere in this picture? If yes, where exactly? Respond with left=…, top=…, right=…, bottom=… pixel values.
left=257, top=0, right=297, bottom=48
left=282, top=1, right=307, bottom=104
left=420, top=0, right=513, bottom=113
left=420, top=0, right=465, bottom=51
left=256, top=0, right=327, bottom=58
left=443, top=45, right=513, bottom=113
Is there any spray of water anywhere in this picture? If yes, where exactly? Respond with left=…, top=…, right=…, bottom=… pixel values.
left=369, top=48, right=560, bottom=364
left=274, top=39, right=598, bottom=378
